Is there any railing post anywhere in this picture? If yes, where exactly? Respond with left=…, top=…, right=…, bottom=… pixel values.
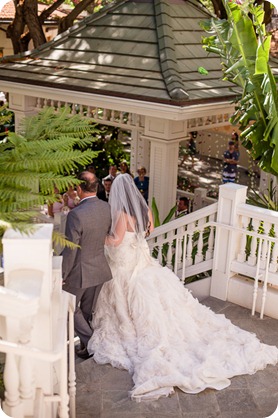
left=210, top=183, right=247, bottom=300
left=193, top=188, right=207, bottom=211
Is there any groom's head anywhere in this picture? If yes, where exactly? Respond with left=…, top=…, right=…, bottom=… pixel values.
left=77, top=171, right=98, bottom=199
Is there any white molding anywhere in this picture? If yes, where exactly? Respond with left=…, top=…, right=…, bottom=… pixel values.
left=0, top=81, right=235, bottom=121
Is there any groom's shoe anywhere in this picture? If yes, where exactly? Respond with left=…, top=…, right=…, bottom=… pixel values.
left=76, top=347, right=93, bottom=360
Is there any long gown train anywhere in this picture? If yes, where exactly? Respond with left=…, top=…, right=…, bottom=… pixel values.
left=87, top=232, right=278, bottom=401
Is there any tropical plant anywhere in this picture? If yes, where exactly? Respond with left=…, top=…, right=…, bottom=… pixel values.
left=0, top=106, right=98, bottom=250
left=151, top=197, right=177, bottom=228
left=201, top=0, right=278, bottom=176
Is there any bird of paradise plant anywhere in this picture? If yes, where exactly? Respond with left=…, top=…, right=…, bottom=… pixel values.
left=201, top=0, right=278, bottom=176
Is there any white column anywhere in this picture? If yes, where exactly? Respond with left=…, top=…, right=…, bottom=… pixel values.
left=130, top=129, right=150, bottom=176
left=8, top=93, right=37, bottom=132
left=142, top=116, right=188, bottom=219
left=148, top=138, right=180, bottom=220
left=210, top=183, right=247, bottom=300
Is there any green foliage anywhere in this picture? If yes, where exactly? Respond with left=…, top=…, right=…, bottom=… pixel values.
left=151, top=197, right=177, bottom=227
left=0, top=107, right=98, bottom=246
left=82, top=126, right=129, bottom=179
left=201, top=0, right=278, bottom=176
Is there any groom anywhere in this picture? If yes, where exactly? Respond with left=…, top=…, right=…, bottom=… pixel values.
left=62, top=171, right=112, bottom=359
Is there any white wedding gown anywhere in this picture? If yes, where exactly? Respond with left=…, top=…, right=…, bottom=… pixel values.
left=87, top=232, right=278, bottom=401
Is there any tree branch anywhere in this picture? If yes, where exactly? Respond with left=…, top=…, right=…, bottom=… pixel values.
left=58, top=0, right=96, bottom=34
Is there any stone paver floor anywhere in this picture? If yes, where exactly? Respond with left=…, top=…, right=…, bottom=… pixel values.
left=75, top=297, right=278, bottom=418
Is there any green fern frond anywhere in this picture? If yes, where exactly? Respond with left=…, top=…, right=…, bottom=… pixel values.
left=0, top=106, right=98, bottom=248
left=52, top=230, right=80, bottom=254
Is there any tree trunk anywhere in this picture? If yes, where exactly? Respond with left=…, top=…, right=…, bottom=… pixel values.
left=58, top=0, right=96, bottom=34
left=6, top=0, right=25, bottom=54
left=23, top=0, right=46, bottom=49
left=210, top=0, right=227, bottom=19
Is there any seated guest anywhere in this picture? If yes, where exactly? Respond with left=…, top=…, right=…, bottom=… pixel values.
left=175, top=197, right=189, bottom=218
left=134, top=167, right=149, bottom=203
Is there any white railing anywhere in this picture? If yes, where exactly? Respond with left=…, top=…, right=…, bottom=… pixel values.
left=149, top=184, right=278, bottom=319
left=147, top=202, right=218, bottom=281
left=0, top=225, right=76, bottom=418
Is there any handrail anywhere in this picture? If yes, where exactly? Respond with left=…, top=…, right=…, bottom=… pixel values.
left=147, top=202, right=218, bottom=239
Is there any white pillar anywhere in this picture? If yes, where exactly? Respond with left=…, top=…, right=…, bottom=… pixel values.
left=210, top=183, right=247, bottom=300
left=130, top=129, right=150, bottom=176
left=143, top=116, right=187, bottom=220
left=8, top=93, right=37, bottom=132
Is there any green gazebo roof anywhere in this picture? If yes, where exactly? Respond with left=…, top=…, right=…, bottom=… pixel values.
left=0, top=0, right=238, bottom=106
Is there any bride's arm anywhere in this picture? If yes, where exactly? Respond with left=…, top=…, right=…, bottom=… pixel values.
left=105, top=215, right=127, bottom=247
left=148, top=208, right=154, bottom=233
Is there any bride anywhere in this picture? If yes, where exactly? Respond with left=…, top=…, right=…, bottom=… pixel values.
left=87, top=173, right=278, bottom=401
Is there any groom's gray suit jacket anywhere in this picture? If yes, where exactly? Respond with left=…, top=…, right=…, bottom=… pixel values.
left=62, top=196, right=112, bottom=288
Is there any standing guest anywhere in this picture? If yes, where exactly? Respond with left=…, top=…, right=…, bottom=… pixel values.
left=62, top=171, right=112, bottom=360
left=175, top=197, right=189, bottom=218
left=232, top=131, right=240, bottom=155
left=47, top=186, right=64, bottom=217
left=134, top=167, right=149, bottom=203
left=63, top=185, right=79, bottom=210
left=103, top=165, right=118, bottom=183
left=222, top=141, right=239, bottom=184
left=87, top=164, right=106, bottom=201
left=103, top=178, right=112, bottom=201
left=120, top=160, right=133, bottom=177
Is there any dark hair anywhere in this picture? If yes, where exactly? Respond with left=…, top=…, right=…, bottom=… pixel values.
left=232, top=132, right=239, bottom=141
left=104, top=178, right=112, bottom=183
left=78, top=171, right=98, bottom=193
left=228, top=141, right=235, bottom=146
left=179, top=197, right=189, bottom=206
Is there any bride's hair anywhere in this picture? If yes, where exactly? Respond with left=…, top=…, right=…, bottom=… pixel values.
left=108, top=173, right=149, bottom=236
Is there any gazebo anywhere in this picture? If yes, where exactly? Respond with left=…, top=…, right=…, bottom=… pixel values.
left=0, top=0, right=237, bottom=218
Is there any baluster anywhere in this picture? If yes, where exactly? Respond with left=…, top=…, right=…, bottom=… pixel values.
left=50, top=100, right=54, bottom=107
left=269, top=223, right=278, bottom=272
left=57, top=101, right=61, bottom=109
left=119, top=112, right=124, bottom=123
left=195, top=218, right=205, bottom=264
left=128, top=113, right=132, bottom=124
left=18, top=317, right=34, bottom=404
left=3, top=353, right=22, bottom=414
left=186, top=223, right=194, bottom=266
left=206, top=215, right=215, bottom=260
left=36, top=97, right=43, bottom=109
left=158, top=244, right=163, bottom=265
left=72, top=104, right=76, bottom=115
left=237, top=215, right=249, bottom=262
left=86, top=106, right=91, bottom=117
left=43, top=98, right=48, bottom=107
left=111, top=109, right=115, bottom=121
left=59, top=344, right=70, bottom=418
left=260, top=240, right=272, bottom=319
left=79, top=105, right=84, bottom=116
left=103, top=108, right=107, bottom=120
left=181, top=234, right=187, bottom=281
left=260, top=222, right=271, bottom=270
left=166, top=241, right=173, bottom=269
left=68, top=296, right=76, bottom=418
left=251, top=238, right=263, bottom=316
left=247, top=218, right=260, bottom=266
